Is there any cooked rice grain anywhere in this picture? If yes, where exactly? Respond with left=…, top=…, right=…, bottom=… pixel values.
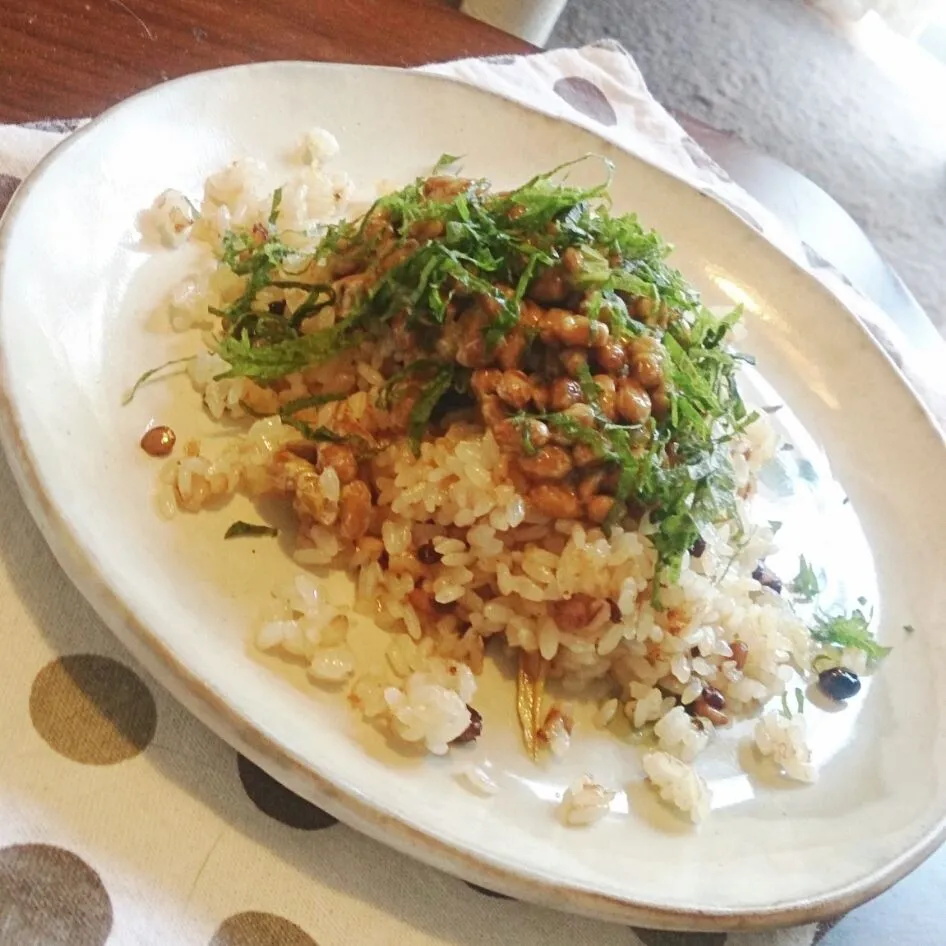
left=145, top=142, right=823, bottom=827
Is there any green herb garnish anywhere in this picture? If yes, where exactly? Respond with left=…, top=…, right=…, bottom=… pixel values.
left=376, top=358, right=445, bottom=410
left=123, top=356, right=196, bottom=405
left=575, top=361, right=601, bottom=406
left=282, top=418, right=349, bottom=443
left=278, top=391, right=348, bottom=417
left=790, top=555, right=820, bottom=601
left=225, top=521, right=278, bottom=539
left=268, top=187, right=283, bottom=226
left=809, top=608, right=891, bottom=662
left=432, top=153, right=463, bottom=174
left=407, top=365, right=454, bottom=454
left=508, top=412, right=541, bottom=457
left=213, top=155, right=695, bottom=380
left=155, top=157, right=757, bottom=581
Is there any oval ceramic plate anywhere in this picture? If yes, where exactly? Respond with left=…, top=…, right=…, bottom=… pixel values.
left=1, top=63, right=945, bottom=932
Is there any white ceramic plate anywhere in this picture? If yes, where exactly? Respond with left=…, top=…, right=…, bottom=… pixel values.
left=1, top=63, right=945, bottom=932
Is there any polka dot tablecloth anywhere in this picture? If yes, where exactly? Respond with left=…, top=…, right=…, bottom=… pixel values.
left=1, top=41, right=944, bottom=946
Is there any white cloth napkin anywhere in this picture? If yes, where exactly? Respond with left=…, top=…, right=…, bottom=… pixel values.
left=0, top=40, right=933, bottom=946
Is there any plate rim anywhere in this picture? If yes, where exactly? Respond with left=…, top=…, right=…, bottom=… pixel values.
left=0, top=59, right=943, bottom=931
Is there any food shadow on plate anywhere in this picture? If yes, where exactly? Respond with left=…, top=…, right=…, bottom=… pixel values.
left=241, top=494, right=445, bottom=765
left=803, top=682, right=851, bottom=715
left=624, top=780, right=700, bottom=836
left=736, top=739, right=814, bottom=793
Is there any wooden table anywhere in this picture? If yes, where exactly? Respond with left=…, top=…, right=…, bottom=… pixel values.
left=0, top=0, right=527, bottom=121
left=0, top=0, right=936, bottom=346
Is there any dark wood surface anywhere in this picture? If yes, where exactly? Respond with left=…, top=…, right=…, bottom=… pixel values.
left=0, top=0, right=935, bottom=344
left=0, top=0, right=529, bottom=123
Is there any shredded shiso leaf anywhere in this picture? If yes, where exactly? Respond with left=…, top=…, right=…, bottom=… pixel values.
left=789, top=555, right=820, bottom=601
left=225, top=521, right=278, bottom=539
left=194, top=158, right=756, bottom=582
left=810, top=608, right=891, bottom=662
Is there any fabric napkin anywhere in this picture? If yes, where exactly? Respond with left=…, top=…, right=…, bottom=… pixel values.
left=0, top=40, right=939, bottom=946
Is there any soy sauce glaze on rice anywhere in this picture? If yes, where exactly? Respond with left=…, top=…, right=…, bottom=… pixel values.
left=137, top=140, right=890, bottom=824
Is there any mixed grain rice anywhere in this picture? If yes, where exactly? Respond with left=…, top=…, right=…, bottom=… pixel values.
left=138, top=131, right=821, bottom=826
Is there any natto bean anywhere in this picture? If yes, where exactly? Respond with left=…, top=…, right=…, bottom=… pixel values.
left=140, top=425, right=176, bottom=457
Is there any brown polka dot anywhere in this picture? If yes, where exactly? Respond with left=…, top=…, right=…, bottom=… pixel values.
left=0, top=174, right=21, bottom=217
left=30, top=655, right=157, bottom=764
left=0, top=844, right=112, bottom=946
left=237, top=755, right=337, bottom=830
left=553, top=77, right=617, bottom=126
left=210, top=911, right=317, bottom=946
left=633, top=930, right=727, bottom=946
left=464, top=881, right=513, bottom=900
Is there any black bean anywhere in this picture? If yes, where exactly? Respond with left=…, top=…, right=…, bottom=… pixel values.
left=752, top=563, right=783, bottom=594
left=450, top=706, right=483, bottom=745
left=417, top=542, right=441, bottom=565
left=818, top=667, right=861, bottom=702
left=690, top=536, right=706, bottom=558
left=378, top=550, right=390, bottom=570
left=268, top=299, right=287, bottom=315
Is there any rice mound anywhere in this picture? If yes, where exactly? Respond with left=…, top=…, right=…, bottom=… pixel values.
left=139, top=132, right=818, bottom=826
